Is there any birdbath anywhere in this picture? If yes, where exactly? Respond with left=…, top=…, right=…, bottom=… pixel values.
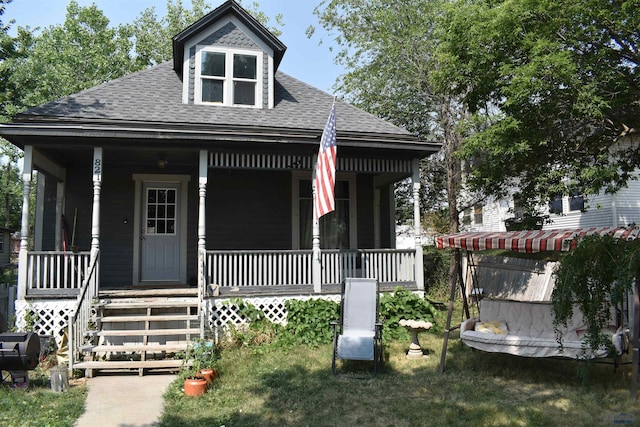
left=399, top=319, right=433, bottom=359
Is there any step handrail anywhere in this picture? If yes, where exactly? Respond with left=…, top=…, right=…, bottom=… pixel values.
left=67, top=248, right=100, bottom=374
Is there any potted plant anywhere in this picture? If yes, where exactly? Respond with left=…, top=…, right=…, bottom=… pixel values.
left=182, top=338, right=220, bottom=389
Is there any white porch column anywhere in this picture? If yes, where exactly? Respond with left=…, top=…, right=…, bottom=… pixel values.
left=91, top=148, right=103, bottom=252
left=17, top=146, right=33, bottom=300
left=198, top=150, right=207, bottom=275
left=412, top=159, right=424, bottom=290
left=312, top=155, right=322, bottom=293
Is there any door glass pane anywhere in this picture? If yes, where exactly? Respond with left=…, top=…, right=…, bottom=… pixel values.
left=145, top=187, right=177, bottom=235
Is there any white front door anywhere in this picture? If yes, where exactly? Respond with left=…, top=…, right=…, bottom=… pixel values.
left=141, top=183, right=181, bottom=282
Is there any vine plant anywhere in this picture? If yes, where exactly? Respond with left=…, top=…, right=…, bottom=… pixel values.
left=552, top=233, right=640, bottom=354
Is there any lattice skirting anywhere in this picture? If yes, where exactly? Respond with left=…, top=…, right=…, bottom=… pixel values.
left=14, top=299, right=75, bottom=338
left=205, top=294, right=342, bottom=334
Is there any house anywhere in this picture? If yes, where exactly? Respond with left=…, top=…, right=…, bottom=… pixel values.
left=0, top=227, right=11, bottom=269
left=0, top=0, right=438, bottom=374
left=461, top=136, right=640, bottom=232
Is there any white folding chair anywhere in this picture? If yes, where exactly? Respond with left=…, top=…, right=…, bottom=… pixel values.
left=331, top=278, right=383, bottom=377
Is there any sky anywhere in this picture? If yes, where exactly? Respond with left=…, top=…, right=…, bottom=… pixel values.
left=4, top=0, right=344, bottom=94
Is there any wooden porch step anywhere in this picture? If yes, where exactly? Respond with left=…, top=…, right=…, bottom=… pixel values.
left=73, top=359, right=185, bottom=370
left=97, top=328, right=200, bottom=337
left=81, top=343, right=189, bottom=353
left=99, top=300, right=198, bottom=309
left=97, top=314, right=199, bottom=323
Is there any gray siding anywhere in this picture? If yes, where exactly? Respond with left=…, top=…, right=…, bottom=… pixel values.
left=356, top=175, right=375, bottom=249
left=207, top=169, right=291, bottom=249
left=41, top=173, right=58, bottom=250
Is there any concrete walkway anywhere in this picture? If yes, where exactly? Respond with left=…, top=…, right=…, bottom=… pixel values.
left=75, top=373, right=177, bottom=427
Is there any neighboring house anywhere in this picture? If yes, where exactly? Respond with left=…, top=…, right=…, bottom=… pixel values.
left=0, top=1, right=438, bottom=374
left=0, top=227, right=11, bottom=268
left=461, top=137, right=640, bottom=232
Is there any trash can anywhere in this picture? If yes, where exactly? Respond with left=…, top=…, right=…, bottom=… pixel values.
left=50, top=365, right=69, bottom=392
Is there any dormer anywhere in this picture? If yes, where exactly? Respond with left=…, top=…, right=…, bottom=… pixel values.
left=172, top=0, right=286, bottom=109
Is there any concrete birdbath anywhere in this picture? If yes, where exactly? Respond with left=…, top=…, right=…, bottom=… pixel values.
left=399, top=319, right=433, bottom=359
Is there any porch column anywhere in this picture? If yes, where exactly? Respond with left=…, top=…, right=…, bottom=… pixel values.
left=198, top=150, right=208, bottom=339
left=198, top=151, right=207, bottom=276
left=412, top=159, right=424, bottom=290
left=312, top=155, right=322, bottom=293
left=91, top=148, right=102, bottom=252
left=17, top=146, right=33, bottom=300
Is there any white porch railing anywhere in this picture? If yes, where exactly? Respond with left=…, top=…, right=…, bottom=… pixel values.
left=68, top=249, right=99, bottom=373
left=26, top=251, right=90, bottom=293
left=205, top=249, right=416, bottom=288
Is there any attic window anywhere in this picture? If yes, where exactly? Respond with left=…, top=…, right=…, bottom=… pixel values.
left=197, top=47, right=262, bottom=107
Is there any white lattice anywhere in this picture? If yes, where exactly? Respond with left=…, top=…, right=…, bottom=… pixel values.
left=205, top=294, right=341, bottom=333
left=14, top=299, right=75, bottom=338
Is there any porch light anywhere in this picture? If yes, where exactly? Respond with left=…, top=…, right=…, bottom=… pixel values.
left=157, top=154, right=168, bottom=169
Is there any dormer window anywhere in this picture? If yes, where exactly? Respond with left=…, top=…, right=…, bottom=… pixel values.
left=196, top=47, right=262, bottom=107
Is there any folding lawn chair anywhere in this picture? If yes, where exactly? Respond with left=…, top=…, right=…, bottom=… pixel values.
left=331, top=278, right=383, bottom=377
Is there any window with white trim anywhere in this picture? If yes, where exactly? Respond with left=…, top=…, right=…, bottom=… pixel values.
left=292, top=174, right=357, bottom=250
left=196, top=47, right=261, bottom=107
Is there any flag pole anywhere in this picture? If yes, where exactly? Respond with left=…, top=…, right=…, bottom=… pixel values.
left=312, top=99, right=338, bottom=293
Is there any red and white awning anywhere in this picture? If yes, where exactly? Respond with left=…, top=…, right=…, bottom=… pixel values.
left=435, top=227, right=640, bottom=253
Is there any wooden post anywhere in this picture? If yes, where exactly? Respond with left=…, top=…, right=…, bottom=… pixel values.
left=631, top=278, right=639, bottom=399
left=312, top=155, right=322, bottom=292
left=438, top=248, right=462, bottom=374
left=198, top=150, right=208, bottom=338
left=91, top=148, right=102, bottom=252
left=17, top=146, right=33, bottom=300
left=412, top=159, right=424, bottom=290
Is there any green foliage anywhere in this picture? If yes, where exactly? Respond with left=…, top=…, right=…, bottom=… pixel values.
left=552, top=233, right=640, bottom=353
left=435, top=0, right=640, bottom=206
left=181, top=337, right=221, bottom=374
left=285, top=298, right=339, bottom=347
left=380, top=287, right=443, bottom=340
left=224, top=298, right=285, bottom=352
left=423, top=246, right=451, bottom=300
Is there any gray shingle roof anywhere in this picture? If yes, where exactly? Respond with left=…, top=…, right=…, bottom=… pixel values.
left=16, top=61, right=419, bottom=139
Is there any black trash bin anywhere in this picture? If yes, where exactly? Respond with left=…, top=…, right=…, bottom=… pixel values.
left=0, top=332, right=41, bottom=371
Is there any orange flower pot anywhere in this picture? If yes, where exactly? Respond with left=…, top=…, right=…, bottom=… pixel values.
left=183, top=376, right=208, bottom=397
left=199, top=368, right=218, bottom=384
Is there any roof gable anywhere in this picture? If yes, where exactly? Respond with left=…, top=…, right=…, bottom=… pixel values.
left=172, top=0, right=286, bottom=78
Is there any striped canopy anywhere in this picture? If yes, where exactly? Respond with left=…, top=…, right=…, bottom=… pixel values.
left=435, top=227, right=640, bottom=253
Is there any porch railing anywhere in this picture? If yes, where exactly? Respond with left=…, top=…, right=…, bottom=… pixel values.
left=68, top=249, right=100, bottom=373
left=26, top=251, right=90, bottom=293
left=205, top=249, right=416, bottom=288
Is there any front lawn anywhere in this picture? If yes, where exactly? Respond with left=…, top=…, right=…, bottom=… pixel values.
left=160, top=333, right=640, bottom=427
left=0, top=368, right=86, bottom=427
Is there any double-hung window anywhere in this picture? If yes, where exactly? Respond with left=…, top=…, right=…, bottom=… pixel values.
left=198, top=48, right=261, bottom=107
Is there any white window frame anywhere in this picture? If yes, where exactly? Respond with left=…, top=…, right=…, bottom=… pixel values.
left=195, top=46, right=263, bottom=108
left=291, top=172, right=357, bottom=250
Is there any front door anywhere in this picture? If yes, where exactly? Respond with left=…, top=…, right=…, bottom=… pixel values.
left=141, top=183, right=181, bottom=282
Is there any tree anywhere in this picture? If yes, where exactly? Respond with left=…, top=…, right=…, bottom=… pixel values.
left=435, top=0, right=640, bottom=208
left=314, top=0, right=479, bottom=235
left=4, top=1, right=135, bottom=115
left=126, top=0, right=283, bottom=69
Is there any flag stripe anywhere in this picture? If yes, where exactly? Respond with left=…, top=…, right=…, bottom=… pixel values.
left=314, top=104, right=337, bottom=220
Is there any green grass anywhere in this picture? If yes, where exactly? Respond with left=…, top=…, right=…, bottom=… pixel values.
left=0, top=367, right=86, bottom=427
left=159, top=333, right=640, bottom=427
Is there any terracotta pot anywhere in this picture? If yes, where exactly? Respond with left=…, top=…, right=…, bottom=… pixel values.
left=199, top=368, right=217, bottom=384
left=183, top=376, right=208, bottom=397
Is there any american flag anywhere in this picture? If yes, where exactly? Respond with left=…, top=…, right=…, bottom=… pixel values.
left=314, top=103, right=337, bottom=220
